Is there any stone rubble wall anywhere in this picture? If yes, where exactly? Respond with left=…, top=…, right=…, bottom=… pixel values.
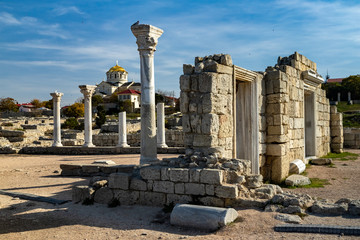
left=180, top=54, right=234, bottom=158
left=316, top=89, right=331, bottom=156
left=92, top=130, right=184, bottom=147
left=258, top=75, right=268, bottom=174
left=67, top=157, right=284, bottom=208
left=330, top=106, right=344, bottom=153
left=100, top=120, right=141, bottom=133
left=344, top=128, right=360, bottom=149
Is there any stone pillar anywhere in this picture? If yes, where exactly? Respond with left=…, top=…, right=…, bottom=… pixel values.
left=117, top=111, right=130, bottom=147
left=131, top=23, right=163, bottom=164
left=50, top=91, right=63, bottom=147
left=348, top=91, right=353, bottom=105
left=79, top=85, right=96, bottom=147
left=337, top=92, right=341, bottom=102
left=157, top=102, right=168, bottom=148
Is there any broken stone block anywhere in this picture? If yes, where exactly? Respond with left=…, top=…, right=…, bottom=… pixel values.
left=72, top=185, right=94, bottom=204
left=92, top=180, right=108, bottom=190
left=170, top=204, right=238, bottom=231
left=93, top=187, right=113, bottom=204
left=264, top=204, right=284, bottom=212
left=310, top=158, right=332, bottom=165
left=129, top=178, right=147, bottom=191
left=60, top=164, right=82, bottom=176
left=280, top=205, right=304, bottom=214
left=108, top=173, right=131, bottom=190
left=246, top=175, right=263, bottom=189
left=311, top=201, right=348, bottom=215
left=275, top=214, right=302, bottom=224
left=348, top=200, right=360, bottom=216
left=183, top=64, right=194, bottom=75
left=285, top=174, right=310, bottom=187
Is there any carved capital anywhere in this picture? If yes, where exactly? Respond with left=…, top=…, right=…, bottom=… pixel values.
left=131, top=24, right=163, bottom=52
left=50, top=92, right=63, bottom=102
left=79, top=85, right=96, bottom=101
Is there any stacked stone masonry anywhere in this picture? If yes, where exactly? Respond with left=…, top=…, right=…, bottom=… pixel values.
left=180, top=52, right=342, bottom=183
left=344, top=128, right=360, bottom=149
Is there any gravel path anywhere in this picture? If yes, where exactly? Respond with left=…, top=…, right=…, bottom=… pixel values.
left=0, top=151, right=359, bottom=239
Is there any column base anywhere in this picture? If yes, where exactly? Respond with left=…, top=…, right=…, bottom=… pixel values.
left=117, top=143, right=130, bottom=148
left=82, top=143, right=95, bottom=147
left=140, top=156, right=159, bottom=165
left=52, top=142, right=63, bottom=147
left=157, top=143, right=168, bottom=148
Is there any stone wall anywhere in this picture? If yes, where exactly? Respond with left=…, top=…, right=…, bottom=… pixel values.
left=92, top=130, right=184, bottom=147
left=67, top=157, right=282, bottom=208
left=180, top=54, right=234, bottom=158
left=344, top=128, right=360, bottom=149
left=330, top=106, right=344, bottom=153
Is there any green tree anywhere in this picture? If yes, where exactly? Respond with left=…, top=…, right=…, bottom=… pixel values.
left=30, top=98, right=44, bottom=108
left=92, top=95, right=104, bottom=107
left=119, top=100, right=133, bottom=113
left=322, top=82, right=343, bottom=101
left=342, top=75, right=360, bottom=100
left=63, top=102, right=84, bottom=118
left=43, top=99, right=53, bottom=110
left=0, top=97, right=19, bottom=112
left=95, top=105, right=106, bottom=128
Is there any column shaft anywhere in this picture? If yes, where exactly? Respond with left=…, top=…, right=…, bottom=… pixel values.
left=50, top=92, right=63, bottom=147
left=79, top=85, right=96, bottom=147
left=157, top=102, right=168, bottom=148
left=117, top=111, right=130, bottom=147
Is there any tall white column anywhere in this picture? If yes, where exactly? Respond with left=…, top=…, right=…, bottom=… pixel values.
left=157, top=102, right=168, bottom=148
left=50, top=91, right=63, bottom=147
left=131, top=23, right=163, bottom=164
left=117, top=111, right=130, bottom=147
left=79, top=85, right=96, bottom=147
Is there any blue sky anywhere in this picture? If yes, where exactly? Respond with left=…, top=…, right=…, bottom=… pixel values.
left=1, top=0, right=359, bottom=106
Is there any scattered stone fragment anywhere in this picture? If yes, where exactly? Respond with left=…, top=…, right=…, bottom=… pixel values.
left=92, top=160, right=116, bottom=165
left=275, top=214, right=302, bottom=224
left=310, top=158, right=332, bottom=165
left=264, top=204, right=284, bottom=212
left=348, top=200, right=360, bottom=216
left=72, top=186, right=94, bottom=204
left=285, top=174, right=311, bottom=187
left=170, top=204, right=238, bottom=231
left=311, top=201, right=348, bottom=215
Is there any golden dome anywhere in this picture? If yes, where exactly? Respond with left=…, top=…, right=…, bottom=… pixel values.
left=107, top=61, right=127, bottom=73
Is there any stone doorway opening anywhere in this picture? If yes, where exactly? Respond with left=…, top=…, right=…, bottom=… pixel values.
left=234, top=66, right=259, bottom=174
left=304, top=90, right=316, bottom=158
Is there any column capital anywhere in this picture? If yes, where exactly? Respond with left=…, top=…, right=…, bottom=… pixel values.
left=79, top=85, right=96, bottom=99
left=50, top=92, right=63, bottom=100
left=131, top=24, right=163, bottom=52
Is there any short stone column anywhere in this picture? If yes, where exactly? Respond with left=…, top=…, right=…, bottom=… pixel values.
left=337, top=92, right=341, bottom=102
left=131, top=23, right=163, bottom=164
left=157, top=102, right=168, bottom=148
left=348, top=91, right=353, bottom=105
left=50, top=91, right=63, bottom=147
left=79, top=85, right=96, bottom=147
left=117, top=111, right=130, bottom=147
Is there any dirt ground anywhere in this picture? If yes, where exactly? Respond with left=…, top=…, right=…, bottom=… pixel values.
left=0, top=150, right=360, bottom=240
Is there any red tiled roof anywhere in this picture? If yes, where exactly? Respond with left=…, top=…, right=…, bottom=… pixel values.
left=117, top=89, right=141, bottom=95
left=327, top=78, right=344, bottom=83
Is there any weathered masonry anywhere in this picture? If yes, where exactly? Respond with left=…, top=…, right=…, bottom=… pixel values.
left=180, top=52, right=343, bottom=183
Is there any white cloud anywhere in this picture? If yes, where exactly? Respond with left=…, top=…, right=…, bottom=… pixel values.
left=0, top=12, right=21, bottom=25
left=52, top=6, right=85, bottom=16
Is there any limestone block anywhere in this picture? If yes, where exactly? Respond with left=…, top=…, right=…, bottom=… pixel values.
left=246, top=174, right=263, bottom=188
left=139, top=192, right=166, bottom=206
left=175, top=183, right=185, bottom=194
left=267, top=144, right=287, bottom=156
left=193, top=134, right=218, bottom=147
left=267, top=125, right=288, bottom=135
left=180, top=92, right=189, bottom=113
left=198, top=73, right=218, bottom=93
left=180, top=75, right=191, bottom=91
left=108, top=173, right=131, bottom=190
left=169, top=168, right=189, bottom=182
left=201, top=113, right=219, bottom=135
left=348, top=200, right=360, bottom=216
left=285, top=174, right=310, bottom=186
left=72, top=185, right=95, bottom=203
left=129, top=178, right=147, bottom=191
left=190, top=114, right=202, bottom=133
left=182, top=114, right=191, bottom=133
left=166, top=194, right=192, bottom=205
left=218, top=115, right=233, bottom=138
left=189, top=168, right=201, bottom=182
left=113, top=190, right=139, bottom=205
left=195, top=62, right=204, bottom=73
left=215, top=185, right=238, bottom=198
left=188, top=102, right=197, bottom=113
left=94, top=187, right=114, bottom=204
left=191, top=75, right=198, bottom=91
left=170, top=204, right=238, bottom=231
left=332, top=136, right=344, bottom=143
left=200, top=169, right=223, bottom=185
left=183, top=64, right=194, bottom=75
left=161, top=167, right=170, bottom=181
left=82, top=165, right=100, bottom=174
left=153, top=181, right=175, bottom=193
left=139, top=166, right=161, bottom=180
left=199, top=196, right=224, bottom=207
left=275, top=214, right=302, bottom=224
left=217, top=74, right=232, bottom=95
left=331, top=113, right=342, bottom=121
left=147, top=180, right=154, bottom=191
left=311, top=201, right=348, bottom=215
left=266, top=134, right=288, bottom=143
left=220, top=54, right=233, bottom=66
left=184, top=183, right=206, bottom=195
